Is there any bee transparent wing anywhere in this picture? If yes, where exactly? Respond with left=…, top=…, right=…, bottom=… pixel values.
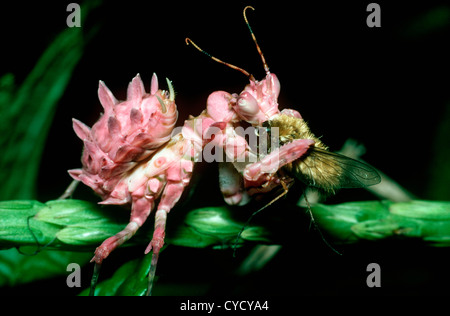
left=298, top=147, right=381, bottom=190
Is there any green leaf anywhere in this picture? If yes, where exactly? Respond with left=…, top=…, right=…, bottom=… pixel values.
left=0, top=248, right=91, bottom=287
left=0, top=1, right=100, bottom=200
left=79, top=253, right=153, bottom=296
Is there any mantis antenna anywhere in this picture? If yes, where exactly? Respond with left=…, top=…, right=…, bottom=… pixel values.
left=243, top=6, right=270, bottom=75
left=185, top=38, right=252, bottom=79
left=185, top=6, right=270, bottom=79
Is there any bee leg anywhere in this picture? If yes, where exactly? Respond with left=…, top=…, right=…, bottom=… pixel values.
left=243, top=138, right=315, bottom=184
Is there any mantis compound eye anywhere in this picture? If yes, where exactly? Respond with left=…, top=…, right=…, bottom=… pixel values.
left=237, top=91, right=259, bottom=117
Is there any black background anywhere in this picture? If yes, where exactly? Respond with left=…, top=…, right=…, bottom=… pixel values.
left=1, top=0, right=450, bottom=296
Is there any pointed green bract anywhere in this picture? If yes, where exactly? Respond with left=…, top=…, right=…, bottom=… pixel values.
left=79, top=253, right=153, bottom=296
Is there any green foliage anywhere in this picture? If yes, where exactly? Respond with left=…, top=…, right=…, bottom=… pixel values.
left=170, top=206, right=272, bottom=248
left=0, top=199, right=270, bottom=252
left=2, top=199, right=450, bottom=294
left=0, top=199, right=271, bottom=294
left=79, top=254, right=152, bottom=296
left=0, top=249, right=91, bottom=287
left=0, top=0, right=101, bottom=291
left=0, top=1, right=99, bottom=200
left=311, top=200, right=450, bottom=246
left=401, top=6, right=450, bottom=37
left=0, top=29, right=84, bottom=200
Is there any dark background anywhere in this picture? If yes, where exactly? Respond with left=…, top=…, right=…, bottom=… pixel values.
left=1, top=0, right=449, bottom=296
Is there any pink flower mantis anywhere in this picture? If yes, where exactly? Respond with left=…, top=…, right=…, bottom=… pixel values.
left=68, top=6, right=380, bottom=295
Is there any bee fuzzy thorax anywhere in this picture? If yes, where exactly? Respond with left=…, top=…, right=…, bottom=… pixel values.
left=268, top=114, right=327, bottom=150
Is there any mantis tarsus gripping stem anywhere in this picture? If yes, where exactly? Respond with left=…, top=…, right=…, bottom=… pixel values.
left=89, top=263, right=101, bottom=296
left=146, top=252, right=159, bottom=296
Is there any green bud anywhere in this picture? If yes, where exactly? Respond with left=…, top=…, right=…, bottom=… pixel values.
left=56, top=225, right=126, bottom=248
left=390, top=200, right=450, bottom=220
left=351, top=219, right=419, bottom=240
left=240, top=226, right=272, bottom=243
left=347, top=200, right=450, bottom=245
left=36, top=199, right=129, bottom=227
left=168, top=207, right=271, bottom=248
left=34, top=199, right=140, bottom=248
left=0, top=200, right=60, bottom=249
left=309, top=201, right=391, bottom=243
left=184, top=207, right=243, bottom=236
